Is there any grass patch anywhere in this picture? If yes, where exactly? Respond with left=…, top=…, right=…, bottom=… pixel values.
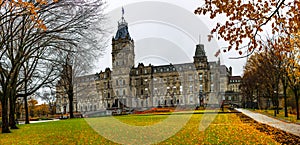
left=114, top=114, right=169, bottom=126
left=159, top=114, right=279, bottom=145
left=0, top=114, right=279, bottom=144
left=0, top=119, right=115, bottom=145
left=252, top=109, right=300, bottom=124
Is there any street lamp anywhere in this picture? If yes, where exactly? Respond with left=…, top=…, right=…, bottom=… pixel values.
left=199, top=90, right=204, bottom=107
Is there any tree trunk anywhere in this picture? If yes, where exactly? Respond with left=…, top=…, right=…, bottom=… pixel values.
left=1, top=97, right=11, bottom=133
left=283, top=84, right=288, bottom=117
left=68, top=91, right=74, bottom=118
left=276, top=84, right=280, bottom=115
left=9, top=96, right=18, bottom=129
left=295, top=89, right=299, bottom=120
left=272, top=95, right=277, bottom=117
left=24, top=96, right=30, bottom=124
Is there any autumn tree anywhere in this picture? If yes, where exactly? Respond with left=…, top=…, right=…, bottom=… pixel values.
left=241, top=46, right=284, bottom=115
left=36, top=87, right=56, bottom=115
left=195, top=0, right=300, bottom=55
left=28, top=99, right=38, bottom=118
left=195, top=0, right=300, bottom=119
left=283, top=33, right=300, bottom=120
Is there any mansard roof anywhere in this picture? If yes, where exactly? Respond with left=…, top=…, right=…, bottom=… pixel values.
left=229, top=76, right=242, bottom=83
left=194, top=44, right=206, bottom=57
left=114, top=17, right=131, bottom=40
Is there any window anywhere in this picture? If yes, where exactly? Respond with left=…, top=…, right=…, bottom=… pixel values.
left=167, top=68, right=169, bottom=71
left=210, top=74, right=214, bottom=82
left=189, top=85, right=193, bottom=92
left=116, top=80, right=118, bottom=86
left=123, top=89, right=126, bottom=96
left=173, top=86, right=176, bottom=92
left=141, top=89, right=143, bottom=95
left=188, top=75, right=193, bottom=81
left=180, top=86, right=183, bottom=92
left=123, top=80, right=125, bottom=85
left=136, top=70, right=139, bottom=75
left=199, top=74, right=203, bottom=81
left=200, top=84, right=203, bottom=91
left=144, top=69, right=147, bottom=74
left=210, top=84, right=214, bottom=92
left=154, top=69, right=157, bottom=73
left=116, top=90, right=119, bottom=96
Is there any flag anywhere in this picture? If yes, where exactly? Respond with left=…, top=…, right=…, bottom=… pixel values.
left=214, top=49, right=221, bottom=57
left=122, top=7, right=125, bottom=15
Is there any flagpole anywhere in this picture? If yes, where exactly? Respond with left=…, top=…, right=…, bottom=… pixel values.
left=122, top=7, right=125, bottom=18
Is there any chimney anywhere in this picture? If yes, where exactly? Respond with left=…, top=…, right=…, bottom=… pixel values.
left=229, top=66, right=232, bottom=76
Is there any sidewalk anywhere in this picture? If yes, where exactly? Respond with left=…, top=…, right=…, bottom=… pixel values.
left=236, top=108, right=300, bottom=137
left=18, top=119, right=60, bottom=124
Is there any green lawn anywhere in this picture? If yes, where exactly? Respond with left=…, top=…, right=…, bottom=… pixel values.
left=0, top=113, right=279, bottom=145
left=252, top=109, right=300, bottom=124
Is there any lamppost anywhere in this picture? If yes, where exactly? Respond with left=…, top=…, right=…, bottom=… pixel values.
left=199, top=90, right=204, bottom=107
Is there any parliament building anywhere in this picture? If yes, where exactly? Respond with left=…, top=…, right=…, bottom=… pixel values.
left=56, top=15, right=242, bottom=115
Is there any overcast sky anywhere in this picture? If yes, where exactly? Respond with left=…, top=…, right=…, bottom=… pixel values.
left=95, top=0, right=248, bottom=76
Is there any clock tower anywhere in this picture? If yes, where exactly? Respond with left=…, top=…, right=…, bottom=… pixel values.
left=111, top=10, right=135, bottom=108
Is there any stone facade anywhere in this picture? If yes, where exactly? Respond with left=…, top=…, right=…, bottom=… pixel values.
left=56, top=16, right=242, bottom=114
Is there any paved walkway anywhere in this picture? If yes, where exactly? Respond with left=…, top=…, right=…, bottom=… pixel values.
left=18, top=119, right=60, bottom=124
left=236, top=108, right=300, bottom=137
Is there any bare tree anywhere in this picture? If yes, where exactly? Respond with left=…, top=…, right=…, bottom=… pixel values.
left=0, top=0, right=107, bottom=133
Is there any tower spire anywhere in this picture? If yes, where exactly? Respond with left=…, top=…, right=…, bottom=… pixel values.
left=114, top=7, right=131, bottom=40
left=122, top=7, right=125, bottom=18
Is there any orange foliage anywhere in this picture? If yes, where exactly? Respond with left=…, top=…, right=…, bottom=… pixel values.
left=195, top=0, right=300, bottom=55
left=2, top=0, right=60, bottom=31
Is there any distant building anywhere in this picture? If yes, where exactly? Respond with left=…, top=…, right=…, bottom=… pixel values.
left=56, top=13, right=242, bottom=114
